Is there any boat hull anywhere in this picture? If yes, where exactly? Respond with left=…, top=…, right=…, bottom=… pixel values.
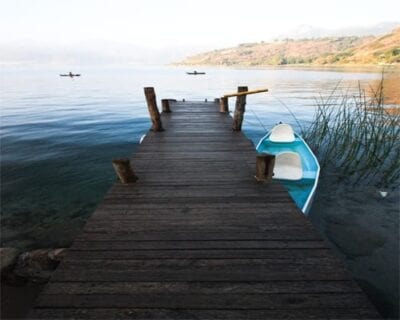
left=256, top=132, right=320, bottom=214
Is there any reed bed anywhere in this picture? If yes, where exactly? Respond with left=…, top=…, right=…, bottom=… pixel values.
left=302, top=78, right=400, bottom=188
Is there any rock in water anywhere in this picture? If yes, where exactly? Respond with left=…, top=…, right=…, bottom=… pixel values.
left=13, top=248, right=67, bottom=283
left=48, top=248, right=67, bottom=262
left=0, top=247, right=20, bottom=272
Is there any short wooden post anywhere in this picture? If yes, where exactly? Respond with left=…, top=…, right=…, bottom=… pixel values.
left=112, top=158, right=138, bottom=183
left=232, top=86, right=248, bottom=131
left=144, top=87, right=163, bottom=131
left=214, top=98, right=220, bottom=104
left=255, top=153, right=275, bottom=182
left=161, top=99, right=171, bottom=113
left=219, top=97, right=229, bottom=113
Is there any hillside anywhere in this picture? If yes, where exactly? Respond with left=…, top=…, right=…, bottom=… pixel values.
left=178, top=28, right=400, bottom=66
left=335, top=27, right=400, bottom=64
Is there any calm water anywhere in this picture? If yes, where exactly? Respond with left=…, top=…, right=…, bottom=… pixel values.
left=0, top=65, right=390, bottom=247
left=1, top=65, right=398, bottom=316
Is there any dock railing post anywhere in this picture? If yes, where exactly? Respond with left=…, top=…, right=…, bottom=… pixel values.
left=255, top=153, right=275, bottom=182
left=161, top=99, right=171, bottom=113
left=144, top=87, right=163, bottom=131
left=232, top=86, right=248, bottom=131
left=219, top=97, right=229, bottom=113
left=112, top=158, right=138, bottom=183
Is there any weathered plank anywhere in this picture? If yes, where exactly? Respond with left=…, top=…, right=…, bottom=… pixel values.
left=30, top=308, right=380, bottom=320
left=41, top=280, right=362, bottom=296
left=36, top=292, right=372, bottom=309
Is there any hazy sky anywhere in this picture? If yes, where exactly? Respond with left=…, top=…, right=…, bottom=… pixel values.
left=1, top=0, right=399, bottom=47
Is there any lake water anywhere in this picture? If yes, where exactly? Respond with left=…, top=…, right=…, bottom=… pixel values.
left=0, top=65, right=383, bottom=247
left=1, top=65, right=398, bottom=317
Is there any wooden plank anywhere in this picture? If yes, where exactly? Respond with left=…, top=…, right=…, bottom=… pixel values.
left=42, top=280, right=362, bottom=295
left=65, top=249, right=337, bottom=260
left=70, top=240, right=329, bottom=251
left=30, top=307, right=380, bottom=320
left=36, top=292, right=372, bottom=309
left=51, top=268, right=349, bottom=282
left=223, top=88, right=269, bottom=98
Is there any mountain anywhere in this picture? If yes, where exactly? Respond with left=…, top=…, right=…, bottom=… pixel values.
left=332, top=27, right=400, bottom=64
left=177, top=28, right=400, bottom=66
left=277, top=22, right=400, bottom=39
left=0, top=40, right=214, bottom=67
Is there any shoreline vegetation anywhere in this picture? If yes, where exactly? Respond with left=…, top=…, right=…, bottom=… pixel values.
left=302, top=76, right=400, bottom=189
left=177, top=28, right=400, bottom=67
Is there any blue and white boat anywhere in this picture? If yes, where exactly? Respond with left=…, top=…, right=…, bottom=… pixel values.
left=256, top=123, right=320, bottom=214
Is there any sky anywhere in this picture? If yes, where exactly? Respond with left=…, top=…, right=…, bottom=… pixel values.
left=1, top=0, right=399, bottom=47
left=0, top=0, right=399, bottom=65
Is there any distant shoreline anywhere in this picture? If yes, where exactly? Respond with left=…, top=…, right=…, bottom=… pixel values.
left=177, top=29, right=400, bottom=68
left=173, top=63, right=400, bottom=71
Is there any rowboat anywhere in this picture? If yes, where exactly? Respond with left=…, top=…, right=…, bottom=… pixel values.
left=256, top=123, right=320, bottom=214
left=60, top=73, right=81, bottom=77
left=186, top=71, right=206, bottom=75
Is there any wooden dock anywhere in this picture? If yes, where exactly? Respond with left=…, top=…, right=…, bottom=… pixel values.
left=30, top=96, right=380, bottom=319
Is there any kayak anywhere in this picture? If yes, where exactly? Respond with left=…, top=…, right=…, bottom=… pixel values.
left=60, top=74, right=81, bottom=77
left=186, top=71, right=205, bottom=75
left=256, top=123, right=320, bottom=214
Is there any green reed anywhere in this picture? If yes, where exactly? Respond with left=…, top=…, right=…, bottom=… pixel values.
left=302, top=77, right=400, bottom=188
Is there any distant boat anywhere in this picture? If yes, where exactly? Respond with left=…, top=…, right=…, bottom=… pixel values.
left=186, top=71, right=205, bottom=75
left=256, top=123, right=320, bottom=214
left=60, top=72, right=81, bottom=77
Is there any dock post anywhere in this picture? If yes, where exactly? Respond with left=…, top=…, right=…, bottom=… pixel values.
left=161, top=99, right=171, bottom=113
left=255, top=153, right=275, bottom=182
left=144, top=87, right=163, bottom=131
left=219, top=97, right=229, bottom=113
left=214, top=98, right=220, bottom=104
left=232, top=86, right=248, bottom=131
left=112, top=158, right=138, bottom=183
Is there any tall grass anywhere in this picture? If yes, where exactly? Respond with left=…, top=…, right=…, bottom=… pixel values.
left=302, top=77, right=400, bottom=188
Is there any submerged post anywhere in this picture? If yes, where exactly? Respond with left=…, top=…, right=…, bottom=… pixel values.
left=232, top=86, right=248, bottom=131
left=161, top=99, right=171, bottom=113
left=219, top=97, right=229, bottom=113
left=255, top=153, right=275, bottom=182
left=112, top=158, right=138, bottom=184
left=144, top=87, right=163, bottom=131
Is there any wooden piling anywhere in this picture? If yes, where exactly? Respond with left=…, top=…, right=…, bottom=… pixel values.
left=161, top=99, right=171, bottom=113
left=255, top=153, right=275, bottom=182
left=112, top=158, right=138, bottom=183
left=144, top=87, right=163, bottom=131
left=219, top=97, right=229, bottom=113
left=214, top=98, right=220, bottom=103
left=232, top=86, right=248, bottom=131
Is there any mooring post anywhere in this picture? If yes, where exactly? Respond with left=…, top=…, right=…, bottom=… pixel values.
left=214, top=98, right=220, bottom=104
left=161, top=99, right=171, bottom=113
left=144, top=87, right=163, bottom=131
left=232, top=86, right=248, bottom=131
left=255, top=153, right=275, bottom=182
left=220, top=97, right=229, bottom=113
left=112, top=158, right=138, bottom=184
